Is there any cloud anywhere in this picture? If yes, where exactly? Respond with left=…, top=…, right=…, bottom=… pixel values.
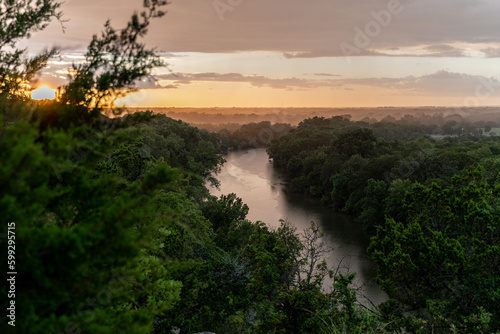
left=35, top=51, right=181, bottom=88
left=420, top=45, right=465, bottom=57
left=132, top=77, right=175, bottom=90
left=314, top=73, right=341, bottom=77
left=157, top=72, right=345, bottom=90
left=284, top=49, right=382, bottom=58
left=27, top=0, right=500, bottom=58
left=342, top=70, right=500, bottom=96
left=481, top=47, right=500, bottom=58
left=155, top=70, right=500, bottom=99
left=165, top=0, right=500, bottom=58
left=39, top=48, right=499, bottom=98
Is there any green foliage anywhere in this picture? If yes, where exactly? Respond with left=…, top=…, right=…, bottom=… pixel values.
left=60, top=0, right=168, bottom=110
left=268, top=115, right=500, bottom=234
left=0, top=0, right=62, bottom=99
left=200, top=193, right=249, bottom=250
left=1, top=2, right=232, bottom=333
left=356, top=179, right=388, bottom=234
left=1, top=107, right=390, bottom=333
left=0, top=110, right=180, bottom=333
left=368, top=167, right=500, bottom=333
left=228, top=121, right=293, bottom=149
left=96, top=140, right=155, bottom=182
left=5, top=96, right=384, bottom=333
left=142, top=115, right=224, bottom=178
left=332, top=128, right=378, bottom=158
left=266, top=115, right=500, bottom=332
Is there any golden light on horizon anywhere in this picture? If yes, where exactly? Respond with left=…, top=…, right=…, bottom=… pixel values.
left=31, top=85, right=56, bottom=100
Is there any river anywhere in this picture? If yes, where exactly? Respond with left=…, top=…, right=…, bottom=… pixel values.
left=208, top=148, right=387, bottom=306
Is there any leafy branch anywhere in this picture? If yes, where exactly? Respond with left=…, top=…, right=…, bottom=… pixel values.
left=0, top=0, right=63, bottom=99
left=59, top=0, right=169, bottom=111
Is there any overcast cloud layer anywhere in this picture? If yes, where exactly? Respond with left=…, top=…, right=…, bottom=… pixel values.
left=27, top=0, right=500, bottom=107
left=31, top=0, right=500, bottom=57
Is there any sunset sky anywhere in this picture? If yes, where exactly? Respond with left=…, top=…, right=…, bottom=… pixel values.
left=25, top=0, right=500, bottom=108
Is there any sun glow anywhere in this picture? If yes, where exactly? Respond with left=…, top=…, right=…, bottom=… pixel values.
left=31, top=85, right=56, bottom=100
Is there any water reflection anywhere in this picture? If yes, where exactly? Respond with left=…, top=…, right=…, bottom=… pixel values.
left=210, top=148, right=387, bottom=305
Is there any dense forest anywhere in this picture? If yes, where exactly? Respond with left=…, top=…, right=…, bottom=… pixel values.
left=207, top=115, right=500, bottom=332
left=6, top=103, right=388, bottom=332
left=6, top=107, right=498, bottom=333
left=265, top=116, right=500, bottom=230
left=264, top=116, right=500, bottom=332
left=2, top=0, right=499, bottom=333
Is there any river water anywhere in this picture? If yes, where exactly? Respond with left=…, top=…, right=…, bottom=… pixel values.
left=209, top=148, right=387, bottom=306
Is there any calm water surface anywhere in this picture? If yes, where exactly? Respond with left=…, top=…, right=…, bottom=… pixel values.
left=209, top=148, right=387, bottom=306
